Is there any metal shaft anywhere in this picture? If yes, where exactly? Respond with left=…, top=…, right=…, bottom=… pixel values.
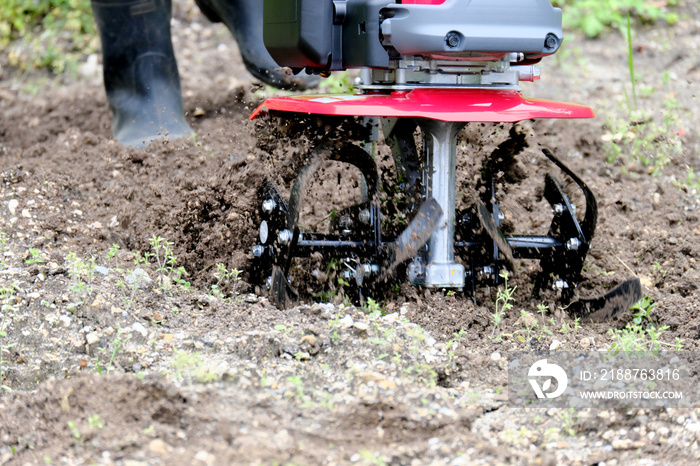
left=418, top=119, right=466, bottom=288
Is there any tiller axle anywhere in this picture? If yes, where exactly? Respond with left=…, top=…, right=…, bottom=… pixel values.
left=249, top=0, right=641, bottom=318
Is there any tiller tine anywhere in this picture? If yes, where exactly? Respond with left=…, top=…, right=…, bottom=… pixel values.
left=271, top=264, right=300, bottom=309
left=476, top=200, right=515, bottom=269
left=378, top=197, right=443, bottom=281
left=566, top=278, right=643, bottom=322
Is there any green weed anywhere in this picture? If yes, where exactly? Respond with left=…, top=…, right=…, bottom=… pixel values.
left=552, top=0, right=678, bottom=38
left=491, top=271, right=515, bottom=341
left=170, top=350, right=218, bottom=383
left=210, top=263, right=241, bottom=299
left=609, top=297, right=683, bottom=353
left=1, top=0, right=98, bottom=75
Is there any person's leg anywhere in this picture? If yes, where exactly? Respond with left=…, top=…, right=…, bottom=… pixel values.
left=194, top=0, right=319, bottom=90
left=91, top=0, right=193, bottom=147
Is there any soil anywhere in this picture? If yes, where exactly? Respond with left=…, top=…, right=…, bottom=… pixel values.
left=1, top=1, right=700, bottom=465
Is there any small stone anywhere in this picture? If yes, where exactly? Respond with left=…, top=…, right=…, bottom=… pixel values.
left=300, top=335, right=317, bottom=346
left=382, top=313, right=399, bottom=324
left=194, top=450, right=213, bottom=464
left=94, top=265, right=109, bottom=276
left=611, top=439, right=632, bottom=450
left=360, top=371, right=385, bottom=383
left=295, top=352, right=310, bottom=361
left=131, top=322, right=148, bottom=338
left=148, top=439, right=169, bottom=456
left=686, top=423, right=700, bottom=433
left=339, top=315, right=354, bottom=327
left=244, top=294, right=258, bottom=303
left=549, top=339, right=562, bottom=350
left=378, top=379, right=397, bottom=390
left=126, top=268, right=152, bottom=289
left=490, top=351, right=501, bottom=361
left=580, top=337, right=592, bottom=349
left=352, top=322, right=369, bottom=336
left=7, top=199, right=18, bottom=215
left=86, top=332, right=100, bottom=345
left=21, top=209, right=31, bottom=218
left=59, top=315, right=71, bottom=327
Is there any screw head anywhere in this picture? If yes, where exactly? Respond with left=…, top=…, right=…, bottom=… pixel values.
left=545, top=33, right=558, bottom=51
left=358, top=209, right=371, bottom=224
left=252, top=245, right=265, bottom=257
left=445, top=32, right=461, bottom=48
left=262, top=199, right=277, bottom=215
left=565, top=238, right=581, bottom=251
left=278, top=229, right=293, bottom=246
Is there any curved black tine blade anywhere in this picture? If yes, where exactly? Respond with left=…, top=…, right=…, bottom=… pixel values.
left=476, top=200, right=515, bottom=269
left=566, top=278, right=642, bottom=322
left=379, top=197, right=443, bottom=281
left=271, top=265, right=299, bottom=309
left=542, top=148, right=598, bottom=242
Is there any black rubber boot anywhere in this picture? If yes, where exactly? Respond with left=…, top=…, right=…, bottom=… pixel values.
left=194, top=0, right=320, bottom=90
left=91, top=0, right=193, bottom=147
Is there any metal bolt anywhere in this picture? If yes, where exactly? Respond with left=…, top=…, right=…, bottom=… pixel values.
left=252, top=245, right=265, bottom=257
left=497, top=212, right=505, bottom=222
left=358, top=209, right=371, bottom=224
left=552, top=204, right=565, bottom=215
left=554, top=279, right=569, bottom=290
left=545, top=34, right=558, bottom=50
left=565, top=238, right=581, bottom=251
left=479, top=266, right=494, bottom=278
left=262, top=199, right=277, bottom=215
left=278, top=229, right=293, bottom=245
left=445, top=32, right=461, bottom=48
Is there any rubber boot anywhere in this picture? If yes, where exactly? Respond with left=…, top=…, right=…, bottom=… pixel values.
left=91, top=0, right=193, bottom=147
left=194, top=0, right=320, bottom=90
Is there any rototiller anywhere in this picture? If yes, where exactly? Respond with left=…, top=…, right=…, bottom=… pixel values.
left=249, top=0, right=641, bottom=319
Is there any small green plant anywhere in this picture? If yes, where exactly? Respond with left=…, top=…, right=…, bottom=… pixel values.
left=560, top=407, right=579, bottom=437
left=609, top=297, right=684, bottom=353
left=210, top=263, right=242, bottom=299
left=673, top=168, right=700, bottom=195
left=1, top=0, right=98, bottom=75
left=363, top=297, right=383, bottom=317
left=65, top=251, right=96, bottom=301
left=170, top=350, right=218, bottom=383
left=105, top=244, right=120, bottom=269
left=25, top=248, right=44, bottom=265
left=88, top=413, right=105, bottom=430
left=552, top=0, right=678, bottom=38
left=105, top=325, right=129, bottom=374
left=67, top=420, right=82, bottom=442
left=491, top=271, right=515, bottom=341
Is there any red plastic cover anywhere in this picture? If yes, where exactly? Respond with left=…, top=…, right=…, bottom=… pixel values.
left=250, top=88, right=594, bottom=123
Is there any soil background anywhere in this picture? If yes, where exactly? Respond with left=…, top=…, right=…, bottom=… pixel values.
left=1, top=1, right=700, bottom=465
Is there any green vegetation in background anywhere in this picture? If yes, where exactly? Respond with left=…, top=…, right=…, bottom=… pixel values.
left=552, top=0, right=678, bottom=37
left=0, top=0, right=97, bottom=74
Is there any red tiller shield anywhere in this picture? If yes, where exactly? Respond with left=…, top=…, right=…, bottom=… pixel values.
left=250, top=88, right=594, bottom=122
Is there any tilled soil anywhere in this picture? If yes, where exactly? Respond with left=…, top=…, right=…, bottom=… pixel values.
left=1, top=2, right=700, bottom=465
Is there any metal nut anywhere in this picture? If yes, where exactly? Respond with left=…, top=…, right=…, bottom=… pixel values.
left=278, top=229, right=293, bottom=245
left=251, top=245, right=265, bottom=257
left=262, top=199, right=277, bottom=215
left=565, top=238, right=581, bottom=251
left=358, top=209, right=371, bottom=224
